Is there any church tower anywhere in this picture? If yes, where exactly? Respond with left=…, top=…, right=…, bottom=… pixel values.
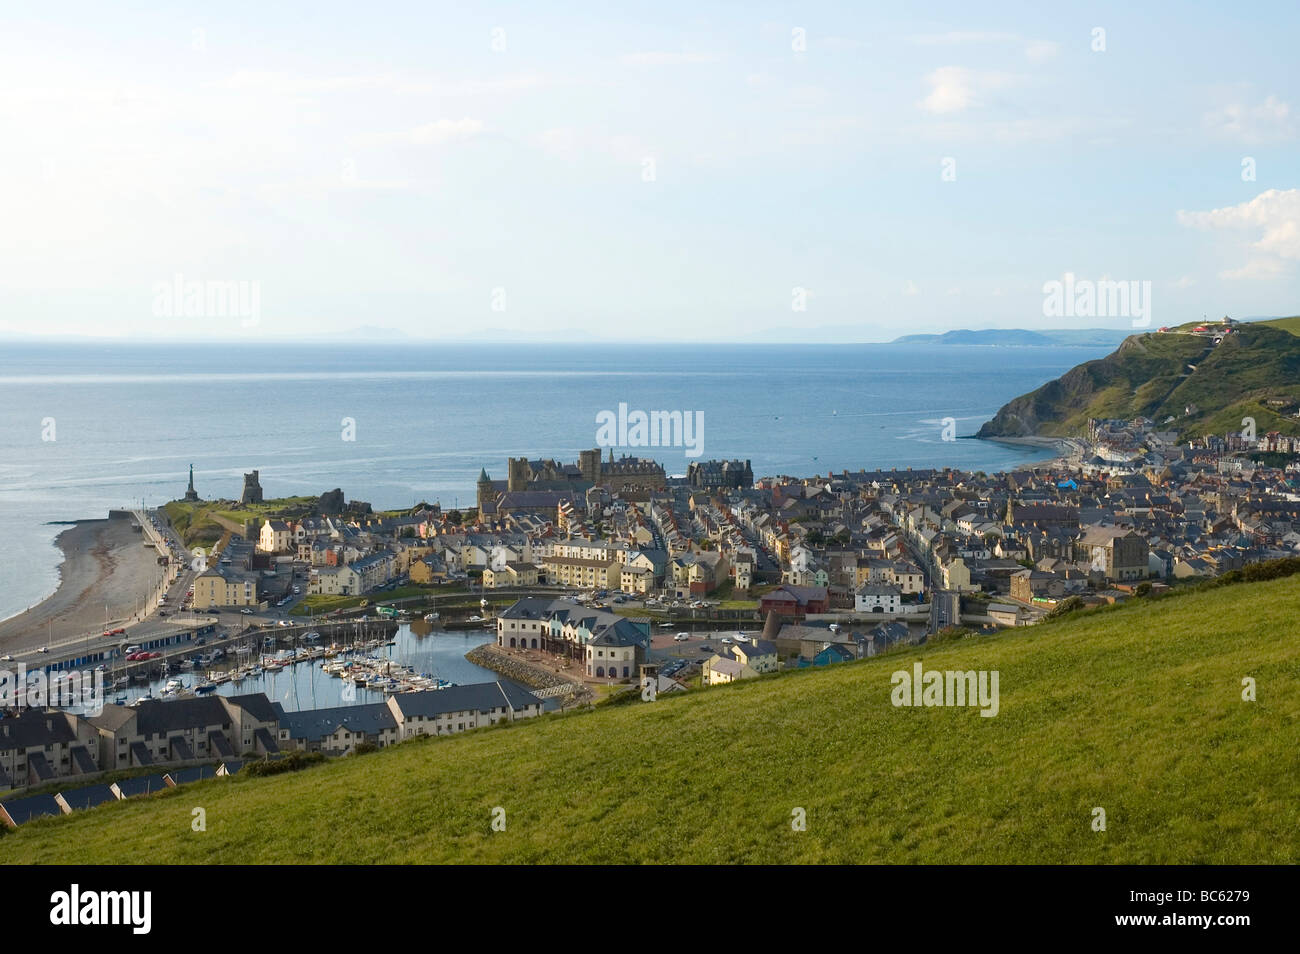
left=477, top=467, right=493, bottom=520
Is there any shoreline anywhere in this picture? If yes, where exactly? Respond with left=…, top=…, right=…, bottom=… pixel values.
left=964, top=434, right=1072, bottom=460
left=0, top=514, right=162, bottom=653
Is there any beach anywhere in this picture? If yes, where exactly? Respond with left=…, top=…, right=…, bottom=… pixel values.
left=0, top=513, right=163, bottom=654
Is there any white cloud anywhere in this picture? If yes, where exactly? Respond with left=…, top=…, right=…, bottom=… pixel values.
left=918, top=67, right=1015, bottom=114
left=1203, top=95, right=1295, bottom=144
left=1178, top=188, right=1300, bottom=279
left=406, top=119, right=485, bottom=145
left=1219, top=260, right=1287, bottom=280
left=903, top=280, right=919, bottom=296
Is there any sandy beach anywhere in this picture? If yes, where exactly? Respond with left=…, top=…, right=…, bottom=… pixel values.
left=0, top=513, right=163, bottom=653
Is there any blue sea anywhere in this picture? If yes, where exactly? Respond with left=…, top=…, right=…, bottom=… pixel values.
left=0, top=341, right=1110, bottom=621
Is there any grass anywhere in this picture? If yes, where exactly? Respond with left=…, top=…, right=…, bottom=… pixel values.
left=1259, top=315, right=1300, bottom=336
left=163, top=496, right=340, bottom=547
left=5, top=573, right=1298, bottom=863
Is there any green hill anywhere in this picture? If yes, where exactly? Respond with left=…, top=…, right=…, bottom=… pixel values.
left=4, top=573, right=1298, bottom=864
left=1259, top=314, right=1300, bottom=336
left=976, top=323, right=1300, bottom=439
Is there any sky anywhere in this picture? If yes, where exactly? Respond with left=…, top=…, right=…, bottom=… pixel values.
left=0, top=1, right=1297, bottom=342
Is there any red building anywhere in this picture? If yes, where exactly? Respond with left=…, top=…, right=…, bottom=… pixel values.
left=760, top=585, right=829, bottom=617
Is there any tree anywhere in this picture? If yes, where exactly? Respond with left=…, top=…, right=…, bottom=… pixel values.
left=1045, top=595, right=1085, bottom=619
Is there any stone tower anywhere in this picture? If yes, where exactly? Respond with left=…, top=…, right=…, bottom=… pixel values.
left=184, top=464, right=199, bottom=502
left=578, top=448, right=601, bottom=485
left=507, top=457, right=530, bottom=493
left=241, top=470, right=264, bottom=505
left=477, top=468, right=493, bottom=515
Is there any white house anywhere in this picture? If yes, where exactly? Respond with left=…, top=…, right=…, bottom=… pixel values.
left=855, top=582, right=903, bottom=614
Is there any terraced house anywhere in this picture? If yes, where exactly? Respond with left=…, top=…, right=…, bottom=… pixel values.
left=86, top=695, right=286, bottom=771
left=0, top=709, right=100, bottom=790
left=387, top=681, right=545, bottom=736
left=496, top=597, right=652, bottom=666
left=192, top=563, right=260, bottom=609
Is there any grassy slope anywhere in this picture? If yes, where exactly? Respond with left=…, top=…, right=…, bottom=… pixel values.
left=5, top=576, right=1298, bottom=864
left=977, top=325, right=1300, bottom=438
left=1259, top=315, right=1300, bottom=336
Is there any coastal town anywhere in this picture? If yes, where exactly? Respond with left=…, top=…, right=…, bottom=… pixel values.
left=2, top=412, right=1298, bottom=823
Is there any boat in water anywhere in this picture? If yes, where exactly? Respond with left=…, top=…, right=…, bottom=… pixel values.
left=423, top=611, right=439, bottom=622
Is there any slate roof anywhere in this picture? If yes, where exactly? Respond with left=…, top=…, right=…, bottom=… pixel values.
left=0, top=710, right=79, bottom=752
left=388, top=680, right=541, bottom=719
left=25, top=752, right=54, bottom=783
left=279, top=703, right=397, bottom=743
left=164, top=765, right=217, bottom=786
left=57, top=783, right=119, bottom=812
left=0, top=793, right=62, bottom=826
left=69, top=746, right=96, bottom=774
left=112, top=774, right=169, bottom=798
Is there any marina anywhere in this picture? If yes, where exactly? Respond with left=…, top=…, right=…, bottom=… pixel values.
left=110, top=625, right=497, bottom=712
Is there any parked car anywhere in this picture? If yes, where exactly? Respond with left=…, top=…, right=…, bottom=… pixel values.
left=0, top=654, right=12, bottom=662
left=240, top=608, right=253, bottom=615
left=36, top=646, right=49, bottom=654
left=675, top=633, right=690, bottom=641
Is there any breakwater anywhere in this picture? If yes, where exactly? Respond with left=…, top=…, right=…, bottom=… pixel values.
left=465, top=644, right=592, bottom=705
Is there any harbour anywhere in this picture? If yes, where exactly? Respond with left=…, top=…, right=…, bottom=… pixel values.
left=111, top=624, right=498, bottom=712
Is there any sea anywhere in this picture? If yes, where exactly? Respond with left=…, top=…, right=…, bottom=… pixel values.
left=0, top=340, right=1112, bottom=622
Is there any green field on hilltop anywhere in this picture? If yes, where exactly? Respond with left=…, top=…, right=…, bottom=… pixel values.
left=4, top=576, right=1298, bottom=864
left=1259, top=315, right=1300, bottom=336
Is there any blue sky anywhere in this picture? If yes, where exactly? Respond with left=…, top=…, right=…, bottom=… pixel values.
left=0, top=1, right=1296, bottom=341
